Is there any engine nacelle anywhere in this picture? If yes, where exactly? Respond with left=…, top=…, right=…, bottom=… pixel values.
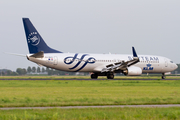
left=123, top=66, right=142, bottom=76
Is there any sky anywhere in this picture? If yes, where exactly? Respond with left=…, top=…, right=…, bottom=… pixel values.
left=0, top=0, right=180, bottom=71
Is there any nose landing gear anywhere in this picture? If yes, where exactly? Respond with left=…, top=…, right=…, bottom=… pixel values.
left=162, top=73, right=166, bottom=79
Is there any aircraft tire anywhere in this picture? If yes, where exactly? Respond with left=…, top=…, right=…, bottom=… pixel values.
left=107, top=74, right=114, bottom=79
left=91, top=74, right=98, bottom=79
left=162, top=75, right=166, bottom=79
left=162, top=73, right=166, bottom=79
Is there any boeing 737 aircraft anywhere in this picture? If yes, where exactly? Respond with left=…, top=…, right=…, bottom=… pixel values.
left=22, top=18, right=178, bottom=79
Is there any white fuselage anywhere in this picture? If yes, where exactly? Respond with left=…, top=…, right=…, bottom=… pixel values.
left=27, top=53, right=177, bottom=74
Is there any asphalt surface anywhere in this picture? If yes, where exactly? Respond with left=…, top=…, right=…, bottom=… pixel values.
left=0, top=78, right=179, bottom=80
left=1, top=104, right=180, bottom=110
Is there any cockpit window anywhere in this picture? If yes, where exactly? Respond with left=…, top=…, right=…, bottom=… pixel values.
left=170, top=61, right=173, bottom=63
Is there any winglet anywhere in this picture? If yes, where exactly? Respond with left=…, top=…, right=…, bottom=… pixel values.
left=132, top=47, right=138, bottom=57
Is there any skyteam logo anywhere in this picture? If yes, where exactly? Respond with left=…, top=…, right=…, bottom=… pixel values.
left=28, top=32, right=40, bottom=46
left=143, top=64, right=153, bottom=70
left=64, top=54, right=96, bottom=72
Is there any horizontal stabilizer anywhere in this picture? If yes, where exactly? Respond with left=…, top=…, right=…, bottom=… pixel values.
left=4, top=52, right=26, bottom=57
left=30, top=51, right=44, bottom=58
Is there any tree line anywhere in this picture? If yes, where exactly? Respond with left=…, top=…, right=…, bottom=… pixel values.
left=0, top=64, right=180, bottom=76
left=0, top=66, right=88, bottom=76
left=171, top=64, right=180, bottom=74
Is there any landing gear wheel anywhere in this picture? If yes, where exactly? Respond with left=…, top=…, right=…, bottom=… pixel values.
left=107, top=74, right=114, bottom=79
left=91, top=74, right=98, bottom=79
left=162, top=73, right=166, bottom=79
left=162, top=75, right=166, bottom=79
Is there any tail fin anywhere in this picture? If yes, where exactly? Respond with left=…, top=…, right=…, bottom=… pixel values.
left=22, top=18, right=62, bottom=54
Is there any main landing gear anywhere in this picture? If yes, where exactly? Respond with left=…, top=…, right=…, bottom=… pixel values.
left=91, top=73, right=98, bottom=79
left=91, top=73, right=114, bottom=79
left=107, top=73, right=114, bottom=79
left=162, top=73, right=166, bottom=79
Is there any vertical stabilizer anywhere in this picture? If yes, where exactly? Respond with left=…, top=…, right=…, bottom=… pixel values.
left=23, top=18, right=62, bottom=54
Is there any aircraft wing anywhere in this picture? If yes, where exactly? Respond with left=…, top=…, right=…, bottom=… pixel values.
left=101, top=47, right=139, bottom=72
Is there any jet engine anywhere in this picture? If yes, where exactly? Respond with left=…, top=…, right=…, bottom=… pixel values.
left=123, top=66, right=142, bottom=76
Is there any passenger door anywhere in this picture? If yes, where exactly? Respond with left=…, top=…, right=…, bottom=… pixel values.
left=54, top=56, right=58, bottom=65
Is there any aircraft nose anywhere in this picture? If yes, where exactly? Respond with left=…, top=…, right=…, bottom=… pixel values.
left=175, top=64, right=178, bottom=69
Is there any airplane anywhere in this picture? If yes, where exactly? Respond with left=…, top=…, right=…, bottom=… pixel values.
left=22, top=18, right=178, bottom=79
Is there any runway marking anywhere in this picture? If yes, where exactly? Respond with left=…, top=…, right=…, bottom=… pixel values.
left=1, top=104, right=180, bottom=110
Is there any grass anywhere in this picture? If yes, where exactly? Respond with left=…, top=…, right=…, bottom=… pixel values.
left=1, top=107, right=180, bottom=120
left=0, top=77, right=180, bottom=120
left=0, top=79, right=180, bottom=107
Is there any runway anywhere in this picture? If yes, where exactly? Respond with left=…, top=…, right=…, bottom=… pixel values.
left=0, top=78, right=179, bottom=80
left=1, top=104, right=180, bottom=110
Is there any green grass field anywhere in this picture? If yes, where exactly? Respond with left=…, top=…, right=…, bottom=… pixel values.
left=0, top=77, right=180, bottom=107
left=1, top=107, right=180, bottom=120
left=0, top=76, right=180, bottom=119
